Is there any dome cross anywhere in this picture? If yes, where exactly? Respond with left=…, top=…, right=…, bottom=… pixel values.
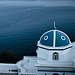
left=54, top=21, right=56, bottom=30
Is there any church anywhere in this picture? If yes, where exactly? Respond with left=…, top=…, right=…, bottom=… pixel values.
left=0, top=22, right=75, bottom=75
left=16, top=22, right=75, bottom=75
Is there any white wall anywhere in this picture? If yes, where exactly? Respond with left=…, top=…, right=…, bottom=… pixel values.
left=37, top=47, right=74, bottom=61
left=0, top=63, right=18, bottom=70
left=37, top=48, right=49, bottom=60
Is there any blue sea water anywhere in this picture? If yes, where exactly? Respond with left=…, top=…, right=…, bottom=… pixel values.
left=0, top=1, right=75, bottom=59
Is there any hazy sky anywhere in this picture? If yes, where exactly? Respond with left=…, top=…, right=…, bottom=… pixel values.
left=0, top=0, right=74, bottom=7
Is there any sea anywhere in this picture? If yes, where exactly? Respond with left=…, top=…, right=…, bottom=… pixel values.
left=0, top=1, right=75, bottom=60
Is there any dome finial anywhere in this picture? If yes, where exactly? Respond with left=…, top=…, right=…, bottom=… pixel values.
left=54, top=21, right=56, bottom=30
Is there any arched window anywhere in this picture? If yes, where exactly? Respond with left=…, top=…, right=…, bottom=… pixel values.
left=53, top=52, right=59, bottom=60
left=52, top=73, right=59, bottom=75
left=45, top=73, right=47, bottom=75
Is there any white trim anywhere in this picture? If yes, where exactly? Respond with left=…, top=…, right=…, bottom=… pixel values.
left=53, top=30, right=56, bottom=47
left=44, top=36, right=48, bottom=40
left=61, top=36, right=66, bottom=40
left=38, top=41, right=72, bottom=50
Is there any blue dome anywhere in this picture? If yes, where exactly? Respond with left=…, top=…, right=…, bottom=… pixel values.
left=40, top=31, right=53, bottom=47
left=39, top=30, right=71, bottom=48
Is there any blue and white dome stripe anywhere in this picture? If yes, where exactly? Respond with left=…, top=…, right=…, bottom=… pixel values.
left=38, top=30, right=72, bottom=50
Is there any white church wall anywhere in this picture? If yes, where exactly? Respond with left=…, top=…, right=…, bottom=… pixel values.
left=48, top=50, right=64, bottom=61
left=36, top=47, right=74, bottom=67
left=0, top=64, right=18, bottom=71
left=37, top=48, right=65, bottom=62
left=37, top=48, right=49, bottom=60
left=37, top=47, right=74, bottom=62
left=71, top=44, right=75, bottom=58
left=63, top=48, right=73, bottom=62
left=17, top=56, right=37, bottom=74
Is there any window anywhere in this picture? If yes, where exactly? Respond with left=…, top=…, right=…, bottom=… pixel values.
left=52, top=73, right=59, bottom=75
left=61, top=36, right=65, bottom=40
left=53, top=52, right=59, bottom=60
left=45, top=73, right=47, bottom=75
left=44, top=36, right=48, bottom=40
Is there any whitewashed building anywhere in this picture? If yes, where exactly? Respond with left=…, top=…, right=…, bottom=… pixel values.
left=0, top=22, right=75, bottom=75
